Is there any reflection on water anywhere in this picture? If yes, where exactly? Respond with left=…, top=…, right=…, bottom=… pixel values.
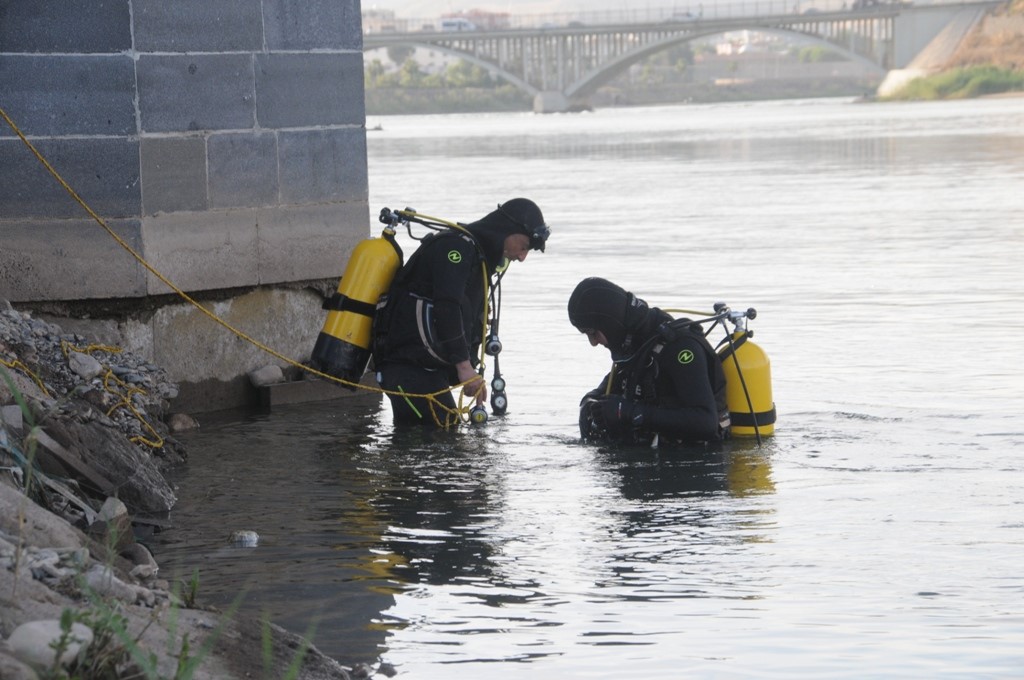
left=155, top=397, right=396, bottom=663
left=361, top=429, right=502, bottom=590
left=153, top=98, right=1024, bottom=677
left=156, top=399, right=779, bottom=668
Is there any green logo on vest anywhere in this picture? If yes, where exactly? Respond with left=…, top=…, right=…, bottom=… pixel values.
left=448, top=250, right=462, bottom=263
left=678, top=349, right=694, bottom=364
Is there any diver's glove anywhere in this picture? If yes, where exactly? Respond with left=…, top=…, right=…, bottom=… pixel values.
left=600, top=396, right=645, bottom=439
left=579, top=396, right=607, bottom=441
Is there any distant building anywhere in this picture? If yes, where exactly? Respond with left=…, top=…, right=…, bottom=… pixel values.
left=363, top=8, right=408, bottom=34
left=441, top=9, right=511, bottom=31
left=440, top=17, right=478, bottom=32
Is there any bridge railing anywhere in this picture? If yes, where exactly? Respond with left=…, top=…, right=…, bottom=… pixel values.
left=363, top=0, right=959, bottom=34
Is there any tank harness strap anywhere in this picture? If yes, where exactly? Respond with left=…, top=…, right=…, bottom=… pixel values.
left=716, top=331, right=750, bottom=362
left=730, top=405, right=776, bottom=428
left=322, top=293, right=376, bottom=317
left=454, top=231, right=482, bottom=260
left=639, top=341, right=665, bottom=398
left=385, top=229, right=405, bottom=266
left=630, top=318, right=695, bottom=398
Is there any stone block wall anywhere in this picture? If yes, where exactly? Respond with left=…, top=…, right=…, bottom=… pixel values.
left=0, top=0, right=370, bottom=411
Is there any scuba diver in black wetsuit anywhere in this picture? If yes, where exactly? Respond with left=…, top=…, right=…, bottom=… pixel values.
left=568, top=277, right=731, bottom=447
left=373, top=198, right=549, bottom=427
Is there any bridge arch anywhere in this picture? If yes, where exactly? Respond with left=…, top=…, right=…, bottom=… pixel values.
left=363, top=3, right=994, bottom=112
left=364, top=40, right=540, bottom=98
left=566, top=27, right=887, bottom=100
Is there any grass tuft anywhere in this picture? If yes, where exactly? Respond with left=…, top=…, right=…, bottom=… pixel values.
left=884, top=65, right=1024, bottom=100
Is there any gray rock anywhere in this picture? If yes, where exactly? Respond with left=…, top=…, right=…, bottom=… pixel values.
left=37, top=417, right=177, bottom=514
left=351, top=662, right=374, bottom=679
left=7, top=619, right=93, bottom=670
left=97, top=496, right=129, bottom=522
left=0, top=484, right=89, bottom=550
left=248, top=364, right=285, bottom=387
left=167, top=412, right=200, bottom=432
left=0, top=405, right=23, bottom=432
left=229, top=530, right=260, bottom=547
left=67, top=351, right=104, bottom=381
left=84, top=564, right=137, bottom=603
left=0, top=649, right=38, bottom=680
left=121, top=542, right=158, bottom=569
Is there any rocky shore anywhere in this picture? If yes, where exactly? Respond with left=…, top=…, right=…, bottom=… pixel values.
left=0, top=298, right=375, bottom=679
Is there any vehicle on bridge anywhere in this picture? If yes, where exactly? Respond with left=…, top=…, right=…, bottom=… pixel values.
left=667, top=10, right=701, bottom=22
left=851, top=0, right=911, bottom=9
left=441, top=17, right=477, bottom=32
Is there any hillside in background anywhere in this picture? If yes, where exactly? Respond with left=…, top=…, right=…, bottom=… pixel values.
left=946, top=0, right=1024, bottom=69
left=880, top=0, right=1024, bottom=99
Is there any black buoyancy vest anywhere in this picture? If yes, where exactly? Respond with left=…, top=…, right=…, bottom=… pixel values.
left=372, top=230, right=486, bottom=368
left=621, top=320, right=729, bottom=422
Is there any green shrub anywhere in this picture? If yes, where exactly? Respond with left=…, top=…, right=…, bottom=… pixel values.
left=798, top=46, right=843, bottom=63
left=887, top=65, right=1024, bottom=100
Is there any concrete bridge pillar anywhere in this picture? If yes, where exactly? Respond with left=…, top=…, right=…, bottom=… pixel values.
left=0, top=0, right=369, bottom=411
left=533, top=91, right=593, bottom=114
left=878, top=5, right=989, bottom=96
left=533, top=91, right=571, bottom=113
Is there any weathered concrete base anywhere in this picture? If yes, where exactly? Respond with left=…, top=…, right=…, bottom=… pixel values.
left=533, top=91, right=594, bottom=113
left=31, top=283, right=351, bottom=414
left=533, top=91, right=570, bottom=113
left=258, top=371, right=381, bottom=409
left=0, top=203, right=366, bottom=303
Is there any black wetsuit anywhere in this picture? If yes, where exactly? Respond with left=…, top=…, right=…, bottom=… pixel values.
left=373, top=230, right=490, bottom=425
left=582, top=308, right=729, bottom=445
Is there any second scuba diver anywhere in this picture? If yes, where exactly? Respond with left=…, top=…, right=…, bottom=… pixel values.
left=567, top=277, right=731, bottom=446
left=373, top=198, right=550, bottom=427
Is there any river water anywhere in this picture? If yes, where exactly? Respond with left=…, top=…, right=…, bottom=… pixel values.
left=152, top=97, right=1024, bottom=677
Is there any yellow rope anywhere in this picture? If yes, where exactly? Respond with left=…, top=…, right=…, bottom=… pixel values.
left=0, top=105, right=481, bottom=429
left=59, top=342, right=164, bottom=448
left=603, top=364, right=617, bottom=396
left=101, top=369, right=165, bottom=448
left=0, top=358, right=51, bottom=398
left=59, top=341, right=123, bottom=359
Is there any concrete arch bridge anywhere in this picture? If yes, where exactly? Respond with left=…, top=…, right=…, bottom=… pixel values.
left=363, top=1, right=1000, bottom=112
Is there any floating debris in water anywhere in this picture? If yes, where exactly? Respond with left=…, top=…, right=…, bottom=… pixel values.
left=229, top=530, right=259, bottom=547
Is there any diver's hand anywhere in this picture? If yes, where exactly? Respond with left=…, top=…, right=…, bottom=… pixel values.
left=579, top=396, right=607, bottom=440
left=600, top=396, right=645, bottom=437
left=456, top=361, right=487, bottom=405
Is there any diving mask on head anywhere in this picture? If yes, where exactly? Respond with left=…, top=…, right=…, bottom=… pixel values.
left=496, top=202, right=550, bottom=252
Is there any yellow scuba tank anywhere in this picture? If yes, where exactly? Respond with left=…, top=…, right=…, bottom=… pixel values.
left=311, top=226, right=403, bottom=387
left=719, top=330, right=775, bottom=437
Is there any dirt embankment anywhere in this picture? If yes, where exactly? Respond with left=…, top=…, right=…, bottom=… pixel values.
left=946, top=0, right=1024, bottom=70
left=1, top=299, right=371, bottom=679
